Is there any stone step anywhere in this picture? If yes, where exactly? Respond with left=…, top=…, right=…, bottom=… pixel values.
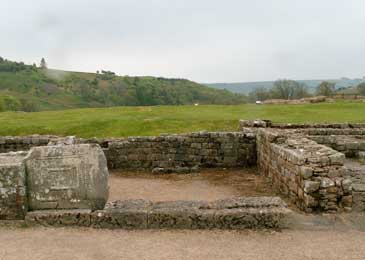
left=24, top=197, right=291, bottom=230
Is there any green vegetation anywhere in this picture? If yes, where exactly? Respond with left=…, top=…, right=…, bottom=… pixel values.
left=206, top=78, right=365, bottom=94
left=0, top=101, right=364, bottom=138
left=316, top=81, right=336, bottom=96
left=248, top=80, right=310, bottom=101
left=0, top=57, right=246, bottom=112
left=248, top=79, right=365, bottom=102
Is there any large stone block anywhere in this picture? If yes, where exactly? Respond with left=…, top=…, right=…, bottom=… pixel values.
left=0, top=152, right=28, bottom=220
left=25, top=144, right=109, bottom=211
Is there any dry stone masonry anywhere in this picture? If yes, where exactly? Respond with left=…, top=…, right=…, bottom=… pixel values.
left=0, top=132, right=257, bottom=172
left=241, top=120, right=365, bottom=213
left=256, top=129, right=348, bottom=212
left=104, top=132, right=257, bottom=171
left=2, top=120, right=365, bottom=229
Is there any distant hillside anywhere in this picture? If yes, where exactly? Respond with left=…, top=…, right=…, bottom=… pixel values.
left=0, top=57, right=246, bottom=112
left=205, top=78, right=365, bottom=94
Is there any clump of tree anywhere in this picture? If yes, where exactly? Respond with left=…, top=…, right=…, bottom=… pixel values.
left=0, top=57, right=36, bottom=72
left=97, top=70, right=116, bottom=80
left=271, top=80, right=310, bottom=99
left=248, top=79, right=310, bottom=102
left=0, top=95, right=38, bottom=112
left=40, top=58, right=47, bottom=69
left=316, top=81, right=336, bottom=96
left=357, top=82, right=365, bottom=96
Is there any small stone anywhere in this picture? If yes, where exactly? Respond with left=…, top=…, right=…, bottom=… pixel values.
left=342, top=179, right=352, bottom=193
left=352, top=184, right=365, bottom=192
left=152, top=167, right=166, bottom=174
left=303, top=194, right=318, bottom=207
left=341, top=195, right=353, bottom=207
left=303, top=181, right=320, bottom=193
left=300, top=166, right=313, bottom=179
left=190, top=165, right=200, bottom=173
left=320, top=178, right=335, bottom=188
left=329, top=153, right=345, bottom=165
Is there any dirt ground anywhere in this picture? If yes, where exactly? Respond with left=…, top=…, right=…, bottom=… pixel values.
left=108, top=168, right=275, bottom=202
left=1, top=169, right=365, bottom=259
left=0, top=227, right=365, bottom=260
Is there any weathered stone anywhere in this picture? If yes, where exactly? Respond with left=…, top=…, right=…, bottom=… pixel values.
left=0, top=152, right=28, bottom=220
left=341, top=195, right=353, bottom=208
left=342, top=179, right=352, bottom=193
left=23, top=197, right=290, bottom=230
left=91, top=200, right=149, bottom=229
left=320, top=178, right=335, bottom=188
left=352, top=184, right=365, bottom=192
left=48, top=136, right=79, bottom=146
left=300, top=166, right=313, bottom=179
left=25, top=209, right=92, bottom=227
left=329, top=153, right=345, bottom=165
left=25, top=144, right=109, bottom=210
left=303, top=181, right=320, bottom=193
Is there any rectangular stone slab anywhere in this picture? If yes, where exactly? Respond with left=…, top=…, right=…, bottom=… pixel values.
left=0, top=152, right=28, bottom=220
left=25, top=144, right=109, bottom=210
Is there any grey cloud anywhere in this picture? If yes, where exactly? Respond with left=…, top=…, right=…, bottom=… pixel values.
left=1, top=0, right=365, bottom=82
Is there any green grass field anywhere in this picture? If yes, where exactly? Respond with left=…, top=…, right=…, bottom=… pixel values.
left=0, top=101, right=364, bottom=138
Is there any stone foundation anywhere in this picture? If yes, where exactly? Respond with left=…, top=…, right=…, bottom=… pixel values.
left=256, top=129, right=349, bottom=212
left=103, top=132, right=256, bottom=170
left=2, top=119, right=365, bottom=227
left=0, top=132, right=257, bottom=171
left=25, top=197, right=290, bottom=230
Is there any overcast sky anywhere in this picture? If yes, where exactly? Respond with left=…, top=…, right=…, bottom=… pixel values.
left=1, top=0, right=365, bottom=82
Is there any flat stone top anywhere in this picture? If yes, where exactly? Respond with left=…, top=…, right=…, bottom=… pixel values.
left=0, top=151, right=28, bottom=166
left=26, top=143, right=103, bottom=157
left=25, top=143, right=109, bottom=211
left=104, top=197, right=288, bottom=212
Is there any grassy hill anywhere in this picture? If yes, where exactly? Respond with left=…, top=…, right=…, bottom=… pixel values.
left=0, top=58, right=246, bottom=112
left=205, top=78, right=365, bottom=94
left=0, top=101, right=364, bottom=137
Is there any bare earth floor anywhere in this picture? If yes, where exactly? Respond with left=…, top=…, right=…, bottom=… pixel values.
left=1, top=228, right=365, bottom=260
left=2, top=169, right=365, bottom=259
left=108, top=168, right=275, bottom=202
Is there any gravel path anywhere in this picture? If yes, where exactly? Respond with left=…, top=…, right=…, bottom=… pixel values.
left=108, top=168, right=275, bottom=202
left=0, top=228, right=364, bottom=260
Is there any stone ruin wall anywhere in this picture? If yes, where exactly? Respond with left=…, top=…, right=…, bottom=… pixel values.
left=0, top=141, right=289, bottom=229
left=0, top=132, right=257, bottom=172
left=2, top=120, right=365, bottom=223
left=256, top=128, right=350, bottom=213
left=0, top=135, right=53, bottom=154
left=0, top=131, right=260, bottom=224
left=240, top=120, right=365, bottom=213
left=103, top=132, right=256, bottom=171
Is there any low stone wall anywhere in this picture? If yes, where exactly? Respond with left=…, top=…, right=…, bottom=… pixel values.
left=25, top=197, right=290, bottom=230
left=307, top=135, right=365, bottom=158
left=0, top=132, right=257, bottom=171
left=0, top=135, right=53, bottom=154
left=103, top=132, right=256, bottom=170
left=342, top=164, right=365, bottom=211
left=257, top=128, right=351, bottom=212
left=239, top=120, right=365, bottom=131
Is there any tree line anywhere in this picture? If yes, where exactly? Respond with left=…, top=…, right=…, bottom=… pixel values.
left=248, top=79, right=365, bottom=102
